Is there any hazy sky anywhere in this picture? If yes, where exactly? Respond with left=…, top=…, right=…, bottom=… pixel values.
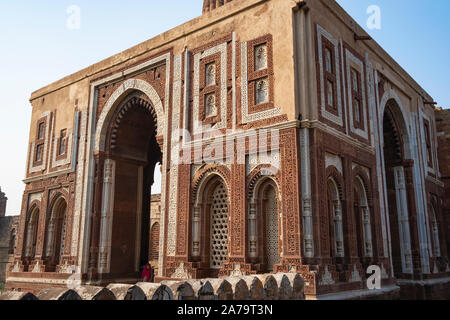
left=0, top=0, right=449, bottom=216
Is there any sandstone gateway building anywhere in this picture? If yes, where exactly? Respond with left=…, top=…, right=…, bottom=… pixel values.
left=7, top=0, right=449, bottom=299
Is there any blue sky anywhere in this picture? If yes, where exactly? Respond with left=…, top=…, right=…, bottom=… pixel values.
left=0, top=0, right=448, bottom=216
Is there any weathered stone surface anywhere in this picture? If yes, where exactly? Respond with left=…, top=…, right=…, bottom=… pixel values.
left=206, top=278, right=233, bottom=300
left=106, top=283, right=134, bottom=300
left=75, top=285, right=116, bottom=300
left=36, top=288, right=81, bottom=300
left=0, top=291, right=37, bottom=300
left=241, top=276, right=264, bottom=300
left=273, top=274, right=293, bottom=300
left=127, top=282, right=173, bottom=300
left=0, top=214, right=19, bottom=284
left=227, top=276, right=249, bottom=300
left=161, top=280, right=195, bottom=300
left=0, top=273, right=306, bottom=300
left=186, top=279, right=215, bottom=300
left=256, top=274, right=278, bottom=300
left=284, top=273, right=305, bottom=300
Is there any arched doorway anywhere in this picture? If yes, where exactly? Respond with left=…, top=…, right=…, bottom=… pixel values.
left=353, top=176, right=373, bottom=265
left=248, top=178, right=281, bottom=273
left=327, top=177, right=345, bottom=261
left=262, top=183, right=280, bottom=272
left=97, top=92, right=162, bottom=280
left=43, top=197, right=67, bottom=271
left=23, top=206, right=39, bottom=271
left=191, top=175, right=230, bottom=278
left=430, top=204, right=441, bottom=259
left=382, top=100, right=413, bottom=276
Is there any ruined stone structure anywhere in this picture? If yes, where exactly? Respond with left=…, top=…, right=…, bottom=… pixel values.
left=0, top=187, right=7, bottom=218
left=0, top=188, right=19, bottom=285
left=7, top=0, right=449, bottom=299
left=436, top=108, right=450, bottom=263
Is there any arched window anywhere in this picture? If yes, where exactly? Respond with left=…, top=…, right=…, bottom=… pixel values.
left=353, top=176, right=373, bottom=259
left=327, top=178, right=344, bottom=258
left=23, top=206, right=39, bottom=260
left=150, top=222, right=160, bottom=261
left=43, top=197, right=67, bottom=271
left=430, top=204, right=441, bottom=258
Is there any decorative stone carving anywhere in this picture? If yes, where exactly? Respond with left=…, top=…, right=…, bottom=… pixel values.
left=325, top=153, right=343, bottom=174
left=11, top=261, right=21, bottom=273
left=205, top=63, right=216, bottom=86
left=254, top=44, right=267, bottom=71
left=241, top=42, right=281, bottom=124
left=165, top=54, right=182, bottom=258
left=95, top=77, right=167, bottom=152
left=58, top=260, right=75, bottom=274
left=345, top=48, right=368, bottom=140
left=230, top=264, right=244, bottom=277
left=316, top=25, right=343, bottom=126
left=265, top=186, right=280, bottom=271
left=255, top=78, right=269, bottom=105
left=350, top=265, right=362, bottom=283
left=171, top=263, right=192, bottom=280
left=205, top=93, right=217, bottom=118
left=31, top=260, right=44, bottom=273
left=393, top=166, right=414, bottom=274
left=320, top=266, right=335, bottom=286
left=193, top=42, right=228, bottom=130
left=333, top=200, right=344, bottom=257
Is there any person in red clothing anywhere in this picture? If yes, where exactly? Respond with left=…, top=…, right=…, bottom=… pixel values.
left=141, top=262, right=153, bottom=282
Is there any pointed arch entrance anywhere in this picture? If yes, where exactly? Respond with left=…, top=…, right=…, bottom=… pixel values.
left=92, top=88, right=163, bottom=281
left=247, top=176, right=281, bottom=273
left=43, top=196, right=68, bottom=272
left=382, top=99, right=414, bottom=276
left=327, top=177, right=345, bottom=261
left=191, top=168, right=231, bottom=278
left=22, top=205, right=40, bottom=271
left=353, top=175, right=374, bottom=264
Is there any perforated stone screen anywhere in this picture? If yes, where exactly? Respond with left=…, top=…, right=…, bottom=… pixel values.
left=210, top=184, right=229, bottom=269
left=265, top=187, right=280, bottom=271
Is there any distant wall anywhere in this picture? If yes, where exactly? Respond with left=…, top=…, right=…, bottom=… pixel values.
left=0, top=216, right=19, bottom=283
left=436, top=108, right=450, bottom=258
